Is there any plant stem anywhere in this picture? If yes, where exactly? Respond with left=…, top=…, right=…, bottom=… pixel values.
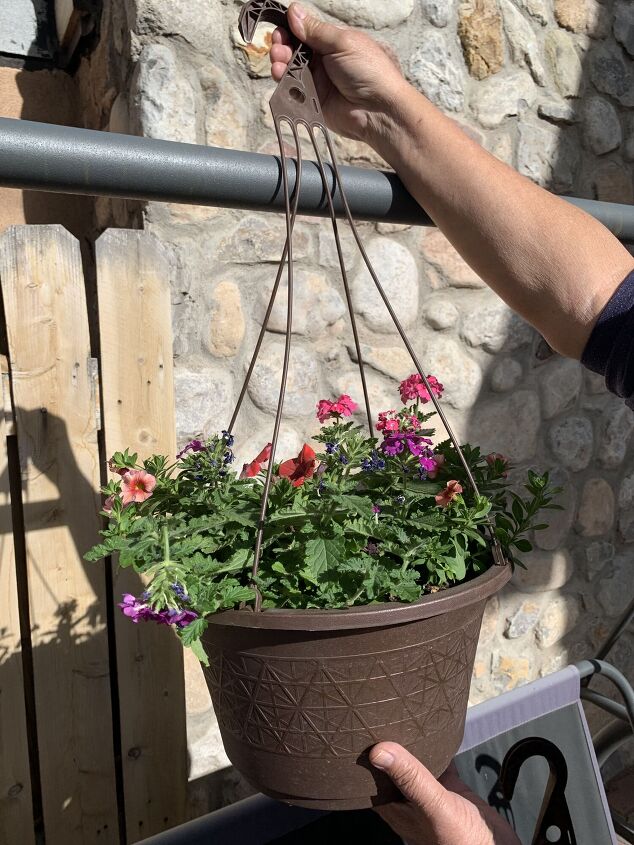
left=162, top=523, right=171, bottom=564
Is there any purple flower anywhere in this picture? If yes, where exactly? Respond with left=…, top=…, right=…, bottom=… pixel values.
left=419, top=456, right=438, bottom=472
left=118, top=593, right=198, bottom=629
left=177, top=439, right=205, bottom=459
left=372, top=504, right=381, bottom=515
left=381, top=436, right=406, bottom=457
left=222, top=430, right=235, bottom=448
left=171, top=583, right=190, bottom=603
left=362, top=452, right=386, bottom=472
left=339, top=454, right=349, bottom=465
left=325, top=442, right=339, bottom=454
left=364, top=541, right=380, bottom=556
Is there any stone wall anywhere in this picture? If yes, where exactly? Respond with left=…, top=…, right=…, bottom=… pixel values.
left=82, top=0, right=634, bottom=800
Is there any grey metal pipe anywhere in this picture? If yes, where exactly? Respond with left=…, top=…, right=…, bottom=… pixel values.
left=1, top=117, right=634, bottom=239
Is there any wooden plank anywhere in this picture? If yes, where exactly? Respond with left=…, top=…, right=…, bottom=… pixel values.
left=0, top=225, right=119, bottom=844
left=96, top=229, right=187, bottom=842
left=0, top=353, right=35, bottom=845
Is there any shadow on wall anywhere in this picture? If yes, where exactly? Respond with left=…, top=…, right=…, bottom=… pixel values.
left=459, top=0, right=634, bottom=768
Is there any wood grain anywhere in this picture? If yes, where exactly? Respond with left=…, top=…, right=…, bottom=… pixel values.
left=0, top=225, right=118, bottom=843
left=96, top=229, right=187, bottom=842
left=0, top=353, right=35, bottom=845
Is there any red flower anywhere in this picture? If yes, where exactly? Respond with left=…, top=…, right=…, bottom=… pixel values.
left=316, top=394, right=358, bottom=424
left=435, top=480, right=463, bottom=508
left=486, top=452, right=509, bottom=478
left=278, top=444, right=316, bottom=487
left=240, top=442, right=272, bottom=479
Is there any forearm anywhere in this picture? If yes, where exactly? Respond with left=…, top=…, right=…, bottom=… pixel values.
left=370, top=84, right=634, bottom=358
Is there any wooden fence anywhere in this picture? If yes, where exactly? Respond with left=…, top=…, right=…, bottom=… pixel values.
left=0, top=225, right=188, bottom=844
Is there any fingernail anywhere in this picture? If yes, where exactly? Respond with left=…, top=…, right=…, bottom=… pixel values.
left=293, top=3, right=307, bottom=19
left=371, top=750, right=394, bottom=771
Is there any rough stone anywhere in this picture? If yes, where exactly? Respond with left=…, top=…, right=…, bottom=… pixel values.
left=311, top=0, right=414, bottom=28
left=576, top=478, right=615, bottom=536
left=421, top=0, right=454, bottom=28
left=469, top=70, right=537, bottom=128
left=108, top=93, right=129, bottom=134
left=545, top=30, right=583, bottom=98
left=614, top=0, right=634, bottom=58
left=582, top=97, right=622, bottom=156
left=348, top=344, right=414, bottom=383
left=218, top=217, right=310, bottom=263
left=469, top=390, right=541, bottom=462
left=207, top=281, right=245, bottom=358
left=202, top=64, right=248, bottom=149
left=539, top=357, right=582, bottom=419
left=131, top=43, right=199, bottom=143
left=505, top=599, right=542, bottom=638
left=174, top=365, right=234, bottom=444
left=351, top=238, right=419, bottom=333
left=420, top=229, right=484, bottom=288
left=512, top=316, right=539, bottom=352
left=536, top=595, right=580, bottom=648
left=599, top=399, right=634, bottom=469
left=537, top=99, right=579, bottom=125
left=625, top=115, right=634, bottom=163
left=334, top=370, right=397, bottom=416
left=479, top=594, right=500, bottom=644
left=618, top=471, right=634, bottom=542
left=491, top=358, right=523, bottom=392
left=585, top=541, right=614, bottom=581
left=458, top=0, right=504, bottom=80
left=318, top=229, right=358, bottom=272
left=231, top=20, right=276, bottom=77
left=492, top=655, right=531, bottom=693
left=597, top=554, right=634, bottom=614
left=548, top=416, right=594, bottom=471
left=535, top=467, right=576, bottom=551
left=136, top=0, right=224, bottom=57
left=516, top=0, right=549, bottom=25
left=512, top=548, right=574, bottom=593
left=247, top=342, right=320, bottom=419
left=460, top=299, right=512, bottom=353
left=408, top=31, right=466, bottom=112
left=500, top=0, right=547, bottom=85
left=416, top=337, right=483, bottom=410
left=423, top=298, right=460, bottom=330
left=259, top=269, right=346, bottom=337
left=592, top=163, right=634, bottom=205
left=517, top=119, right=579, bottom=192
left=590, top=42, right=634, bottom=107
left=555, top=0, right=606, bottom=36
left=487, top=131, right=514, bottom=164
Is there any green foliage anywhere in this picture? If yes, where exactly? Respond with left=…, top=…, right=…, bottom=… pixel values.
left=86, top=408, right=560, bottom=656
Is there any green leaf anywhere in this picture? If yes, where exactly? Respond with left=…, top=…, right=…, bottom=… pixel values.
left=513, top=538, right=533, bottom=553
left=304, top=537, right=345, bottom=579
left=188, top=638, right=209, bottom=667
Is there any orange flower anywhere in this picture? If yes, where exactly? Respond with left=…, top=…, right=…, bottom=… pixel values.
left=278, top=444, right=316, bottom=487
left=435, top=480, right=463, bottom=508
left=121, top=470, right=157, bottom=506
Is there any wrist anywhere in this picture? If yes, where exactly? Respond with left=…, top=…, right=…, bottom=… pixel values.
left=365, top=82, right=430, bottom=166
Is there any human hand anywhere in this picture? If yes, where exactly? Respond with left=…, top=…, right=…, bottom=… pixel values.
left=370, top=743, right=521, bottom=845
left=269, top=2, right=408, bottom=142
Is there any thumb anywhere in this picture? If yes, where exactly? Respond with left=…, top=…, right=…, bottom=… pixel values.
left=371, top=742, right=451, bottom=815
left=287, top=3, right=348, bottom=54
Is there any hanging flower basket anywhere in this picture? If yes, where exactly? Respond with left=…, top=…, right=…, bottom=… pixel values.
left=86, top=0, right=562, bottom=811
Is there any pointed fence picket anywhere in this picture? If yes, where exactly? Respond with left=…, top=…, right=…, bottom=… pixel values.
left=0, top=225, right=188, bottom=845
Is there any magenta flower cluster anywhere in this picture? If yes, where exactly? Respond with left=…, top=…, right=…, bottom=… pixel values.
left=119, top=593, right=198, bottom=628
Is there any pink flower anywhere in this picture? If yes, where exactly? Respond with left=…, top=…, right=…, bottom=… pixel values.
left=103, top=494, right=117, bottom=514
left=278, top=444, right=316, bottom=487
left=121, top=470, right=157, bottom=506
left=399, top=373, right=444, bottom=405
left=435, top=480, right=463, bottom=508
left=316, top=395, right=358, bottom=423
left=376, top=410, right=398, bottom=432
left=240, top=442, right=273, bottom=479
left=486, top=453, right=509, bottom=478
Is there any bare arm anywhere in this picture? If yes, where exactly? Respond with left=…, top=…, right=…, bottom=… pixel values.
left=272, top=4, right=634, bottom=359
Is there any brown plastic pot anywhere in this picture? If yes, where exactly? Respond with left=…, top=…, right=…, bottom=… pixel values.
left=201, top=562, right=511, bottom=810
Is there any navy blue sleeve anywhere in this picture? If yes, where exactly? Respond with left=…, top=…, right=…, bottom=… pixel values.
left=581, top=268, right=634, bottom=410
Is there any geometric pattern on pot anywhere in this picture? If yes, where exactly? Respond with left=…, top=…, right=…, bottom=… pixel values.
left=205, top=616, right=481, bottom=757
